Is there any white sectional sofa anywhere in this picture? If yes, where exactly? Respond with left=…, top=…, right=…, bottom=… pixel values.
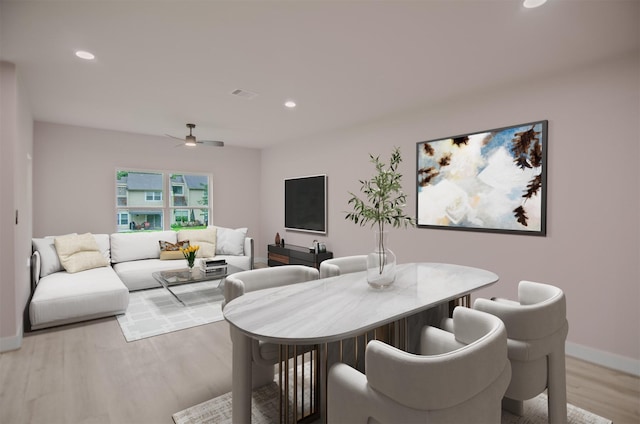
left=109, top=229, right=253, bottom=291
left=29, top=227, right=254, bottom=330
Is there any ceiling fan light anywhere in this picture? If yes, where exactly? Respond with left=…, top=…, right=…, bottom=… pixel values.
left=185, top=135, right=197, bottom=147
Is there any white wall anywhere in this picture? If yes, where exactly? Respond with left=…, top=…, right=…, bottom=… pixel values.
left=261, top=53, right=640, bottom=370
left=32, top=123, right=263, bottom=252
left=0, top=61, right=33, bottom=352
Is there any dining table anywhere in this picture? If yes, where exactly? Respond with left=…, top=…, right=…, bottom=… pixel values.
left=223, top=262, right=499, bottom=423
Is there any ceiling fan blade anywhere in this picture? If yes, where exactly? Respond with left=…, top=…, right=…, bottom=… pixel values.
left=166, top=134, right=185, bottom=141
left=198, top=140, right=225, bottom=147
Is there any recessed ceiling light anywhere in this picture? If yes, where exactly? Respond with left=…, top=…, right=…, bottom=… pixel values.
left=284, top=100, right=297, bottom=108
left=75, top=50, right=95, bottom=60
left=523, top=0, right=547, bottom=8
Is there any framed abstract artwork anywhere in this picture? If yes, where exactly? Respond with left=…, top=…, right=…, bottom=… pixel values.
left=416, top=120, right=547, bottom=236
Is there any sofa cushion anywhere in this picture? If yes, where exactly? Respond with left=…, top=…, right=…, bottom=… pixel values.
left=93, top=234, right=111, bottom=262
left=33, top=233, right=110, bottom=278
left=54, top=233, right=109, bottom=274
left=29, top=266, right=129, bottom=330
left=159, top=239, right=190, bottom=260
left=110, top=230, right=177, bottom=263
left=214, top=226, right=248, bottom=256
left=177, top=228, right=216, bottom=258
left=113, top=258, right=191, bottom=291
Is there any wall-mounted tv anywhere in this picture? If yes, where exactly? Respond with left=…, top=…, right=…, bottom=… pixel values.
left=284, top=174, right=327, bottom=234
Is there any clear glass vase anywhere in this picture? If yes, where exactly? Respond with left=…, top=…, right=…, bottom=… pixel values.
left=366, top=231, right=396, bottom=289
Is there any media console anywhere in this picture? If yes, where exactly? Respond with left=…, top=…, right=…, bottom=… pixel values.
left=267, top=243, right=333, bottom=269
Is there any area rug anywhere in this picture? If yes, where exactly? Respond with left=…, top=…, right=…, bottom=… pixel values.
left=116, top=280, right=225, bottom=342
left=173, top=386, right=612, bottom=424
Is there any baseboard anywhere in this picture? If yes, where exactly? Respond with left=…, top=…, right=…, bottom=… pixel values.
left=0, top=331, right=23, bottom=353
left=566, top=341, right=640, bottom=377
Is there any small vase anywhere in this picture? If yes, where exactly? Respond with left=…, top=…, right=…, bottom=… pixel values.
left=187, top=258, right=195, bottom=269
left=366, top=231, right=396, bottom=289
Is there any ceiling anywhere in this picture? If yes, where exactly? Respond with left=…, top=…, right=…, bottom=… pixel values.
left=1, top=0, right=638, bottom=149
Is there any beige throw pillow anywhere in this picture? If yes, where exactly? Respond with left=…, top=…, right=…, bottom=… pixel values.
left=177, top=227, right=216, bottom=258
left=54, top=233, right=109, bottom=273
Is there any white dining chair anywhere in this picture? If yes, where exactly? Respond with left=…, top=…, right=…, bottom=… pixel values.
left=223, top=265, right=319, bottom=388
left=328, top=307, right=511, bottom=423
left=319, top=255, right=367, bottom=278
left=471, top=280, right=569, bottom=423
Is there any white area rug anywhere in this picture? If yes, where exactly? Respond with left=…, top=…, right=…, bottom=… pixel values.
left=116, top=280, right=225, bottom=342
left=173, top=387, right=612, bottom=424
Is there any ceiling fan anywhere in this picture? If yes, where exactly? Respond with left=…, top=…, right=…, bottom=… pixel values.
left=167, top=123, right=224, bottom=148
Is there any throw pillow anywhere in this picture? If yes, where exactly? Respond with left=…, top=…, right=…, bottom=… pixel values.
left=54, top=233, right=109, bottom=274
left=159, top=240, right=190, bottom=260
left=177, top=227, right=216, bottom=258
left=215, top=227, right=247, bottom=256
left=32, top=238, right=64, bottom=278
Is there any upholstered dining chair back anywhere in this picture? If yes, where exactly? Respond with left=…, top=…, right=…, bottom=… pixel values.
left=474, top=280, right=569, bottom=424
left=319, top=255, right=367, bottom=278
left=223, top=265, right=319, bottom=388
left=223, top=265, right=319, bottom=309
left=328, top=307, right=511, bottom=423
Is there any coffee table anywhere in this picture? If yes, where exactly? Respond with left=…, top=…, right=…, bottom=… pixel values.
left=152, top=264, right=243, bottom=305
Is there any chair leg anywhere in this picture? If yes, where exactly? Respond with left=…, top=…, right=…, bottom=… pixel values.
left=502, top=397, right=524, bottom=416
left=547, top=351, right=568, bottom=424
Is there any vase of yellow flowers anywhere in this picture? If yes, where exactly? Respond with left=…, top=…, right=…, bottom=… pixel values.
left=180, top=244, right=200, bottom=269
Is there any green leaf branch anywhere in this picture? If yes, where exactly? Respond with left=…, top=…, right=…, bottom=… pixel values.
left=345, top=147, right=415, bottom=271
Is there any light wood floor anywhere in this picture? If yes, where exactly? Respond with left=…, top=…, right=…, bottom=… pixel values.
left=1, top=318, right=638, bottom=424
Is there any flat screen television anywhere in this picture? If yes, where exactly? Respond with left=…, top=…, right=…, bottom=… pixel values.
left=284, top=174, right=327, bottom=234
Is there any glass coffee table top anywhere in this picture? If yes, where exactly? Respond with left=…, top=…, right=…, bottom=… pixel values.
left=152, top=264, right=243, bottom=305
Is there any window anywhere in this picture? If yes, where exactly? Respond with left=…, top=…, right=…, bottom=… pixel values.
left=173, top=209, right=189, bottom=224
left=115, top=170, right=211, bottom=232
left=117, top=186, right=128, bottom=206
left=145, top=191, right=162, bottom=201
left=169, top=174, right=210, bottom=230
left=117, top=212, right=129, bottom=226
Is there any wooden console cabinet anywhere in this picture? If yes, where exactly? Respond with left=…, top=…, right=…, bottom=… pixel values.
left=268, top=243, right=333, bottom=269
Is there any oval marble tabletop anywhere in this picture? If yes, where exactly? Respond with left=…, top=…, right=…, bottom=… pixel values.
left=223, top=262, right=499, bottom=345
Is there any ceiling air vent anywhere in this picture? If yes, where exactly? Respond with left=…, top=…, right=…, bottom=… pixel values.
left=230, top=89, right=258, bottom=100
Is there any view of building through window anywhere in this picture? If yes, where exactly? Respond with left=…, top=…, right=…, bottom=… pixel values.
left=115, top=170, right=211, bottom=232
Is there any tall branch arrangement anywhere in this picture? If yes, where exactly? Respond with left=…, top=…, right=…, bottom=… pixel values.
left=345, top=147, right=415, bottom=273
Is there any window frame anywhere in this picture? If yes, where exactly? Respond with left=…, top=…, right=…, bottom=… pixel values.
left=145, top=191, right=162, bottom=202
left=115, top=168, right=212, bottom=233
left=117, top=211, right=129, bottom=226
